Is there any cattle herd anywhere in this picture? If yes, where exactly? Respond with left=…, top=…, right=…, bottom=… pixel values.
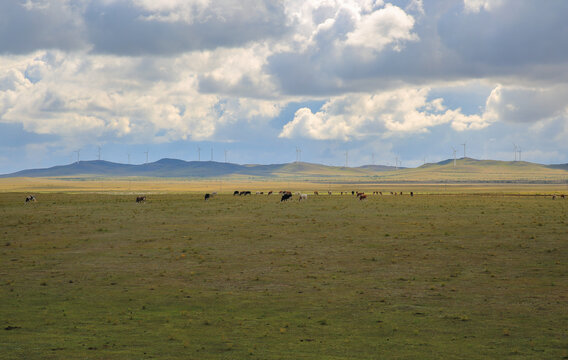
left=22, top=192, right=567, bottom=204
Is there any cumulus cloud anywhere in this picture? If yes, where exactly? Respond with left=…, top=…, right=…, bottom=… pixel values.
left=279, top=87, right=496, bottom=140
left=0, top=51, right=283, bottom=146
left=345, top=4, right=418, bottom=51
left=484, top=85, right=568, bottom=124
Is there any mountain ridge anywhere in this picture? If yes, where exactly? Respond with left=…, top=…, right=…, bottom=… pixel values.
left=1, top=157, right=567, bottom=183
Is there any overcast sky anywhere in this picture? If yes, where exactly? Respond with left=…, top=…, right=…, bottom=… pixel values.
left=1, top=0, right=568, bottom=173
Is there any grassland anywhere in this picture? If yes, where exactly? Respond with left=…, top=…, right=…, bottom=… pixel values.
left=1, top=187, right=567, bottom=359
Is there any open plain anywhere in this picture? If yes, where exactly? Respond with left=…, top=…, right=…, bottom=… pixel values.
left=1, top=180, right=567, bottom=359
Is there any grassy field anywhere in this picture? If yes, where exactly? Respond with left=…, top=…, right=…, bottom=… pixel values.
left=1, top=189, right=567, bottom=359
left=1, top=177, right=568, bottom=195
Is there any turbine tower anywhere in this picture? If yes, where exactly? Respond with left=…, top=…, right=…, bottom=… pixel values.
left=74, top=149, right=81, bottom=164
left=97, top=146, right=101, bottom=161
left=513, top=143, right=517, bottom=161
left=517, top=146, right=522, bottom=161
left=461, top=143, right=466, bottom=158
left=144, top=150, right=149, bottom=164
left=345, top=151, right=348, bottom=167
left=452, top=147, right=457, bottom=168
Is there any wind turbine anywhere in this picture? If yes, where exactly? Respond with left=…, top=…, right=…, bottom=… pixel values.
left=144, top=150, right=149, bottom=164
left=461, top=142, right=466, bottom=158
left=517, top=146, right=522, bottom=161
left=452, top=147, right=457, bottom=168
left=74, top=149, right=81, bottom=164
left=513, top=143, right=517, bottom=161
left=97, top=146, right=101, bottom=161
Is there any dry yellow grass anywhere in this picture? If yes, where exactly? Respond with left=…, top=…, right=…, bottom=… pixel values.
left=1, top=177, right=568, bottom=195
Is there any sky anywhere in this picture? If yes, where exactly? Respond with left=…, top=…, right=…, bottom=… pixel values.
left=1, top=0, right=568, bottom=173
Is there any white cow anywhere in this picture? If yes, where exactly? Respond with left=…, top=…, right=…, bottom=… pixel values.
left=299, top=194, right=308, bottom=201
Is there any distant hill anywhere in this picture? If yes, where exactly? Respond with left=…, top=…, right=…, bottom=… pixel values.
left=547, top=163, right=568, bottom=171
left=1, top=157, right=567, bottom=183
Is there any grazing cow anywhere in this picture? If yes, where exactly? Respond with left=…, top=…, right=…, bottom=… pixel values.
left=25, top=195, right=36, bottom=203
left=358, top=194, right=367, bottom=200
left=328, top=191, right=332, bottom=195
left=299, top=194, right=308, bottom=201
left=379, top=191, right=382, bottom=195
left=314, top=191, right=319, bottom=195
left=410, top=191, right=414, bottom=197
left=233, top=191, right=239, bottom=196
left=239, top=191, right=251, bottom=196
left=268, top=191, right=273, bottom=195
left=356, top=192, right=364, bottom=198
left=352, top=191, right=355, bottom=195
left=561, top=194, right=566, bottom=199
left=400, top=192, right=403, bottom=196
left=204, top=193, right=211, bottom=200
left=136, top=196, right=146, bottom=203
left=552, top=195, right=557, bottom=200
left=281, top=193, right=293, bottom=202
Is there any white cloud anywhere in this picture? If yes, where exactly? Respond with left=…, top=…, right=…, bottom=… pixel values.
left=345, top=4, right=418, bottom=51
left=484, top=84, right=568, bottom=124
left=463, top=0, right=504, bottom=13
left=0, top=50, right=283, bottom=145
left=279, top=87, right=495, bottom=140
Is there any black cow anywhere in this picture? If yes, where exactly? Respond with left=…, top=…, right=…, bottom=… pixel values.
left=25, top=195, right=36, bottom=203
left=281, top=193, right=293, bottom=202
left=136, top=196, right=146, bottom=203
left=204, top=193, right=211, bottom=200
left=233, top=191, right=240, bottom=196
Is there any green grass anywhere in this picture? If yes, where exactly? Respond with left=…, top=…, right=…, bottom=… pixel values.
left=1, top=192, right=567, bottom=359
